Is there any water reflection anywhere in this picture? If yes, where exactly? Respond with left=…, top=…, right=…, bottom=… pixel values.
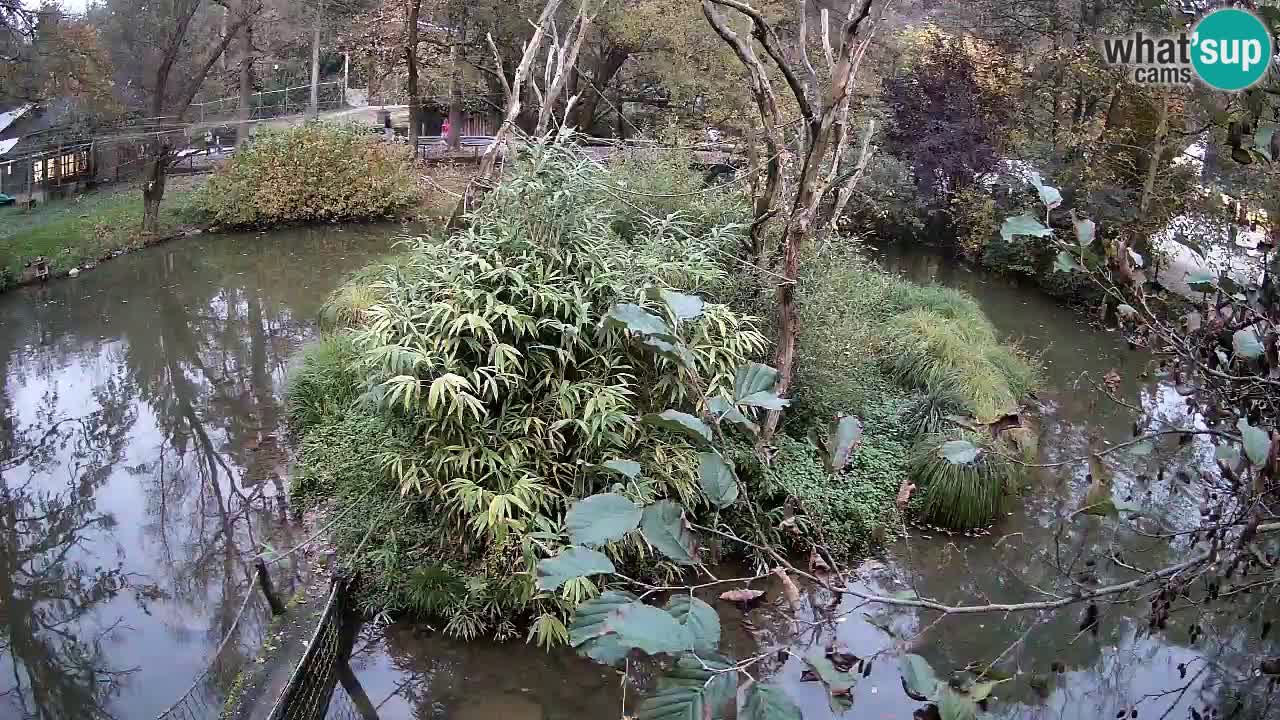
left=0, top=226, right=394, bottom=718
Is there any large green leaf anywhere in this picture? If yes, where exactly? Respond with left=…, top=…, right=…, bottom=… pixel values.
left=641, top=335, right=697, bottom=370
left=606, top=601, right=692, bottom=655
left=1237, top=418, right=1272, bottom=467
left=536, top=546, right=615, bottom=591
left=565, top=493, right=642, bottom=546
left=569, top=590, right=639, bottom=646
left=647, top=287, right=706, bottom=321
left=707, top=396, right=758, bottom=433
left=1233, top=327, right=1265, bottom=359
left=733, top=362, right=780, bottom=401
left=1073, top=216, right=1095, bottom=247
left=741, top=683, right=803, bottom=720
left=1054, top=250, right=1085, bottom=274
left=1037, top=184, right=1062, bottom=210
left=937, top=686, right=980, bottom=720
left=605, top=304, right=672, bottom=337
left=664, top=595, right=720, bottom=652
left=1000, top=214, right=1053, bottom=243
left=818, top=415, right=863, bottom=474
left=596, top=459, right=642, bottom=479
left=1186, top=270, right=1217, bottom=294
left=580, top=634, right=631, bottom=665
left=899, top=654, right=942, bottom=699
left=938, top=439, right=980, bottom=465
left=640, top=500, right=700, bottom=564
left=739, top=391, right=790, bottom=410
left=643, top=410, right=713, bottom=446
left=639, top=653, right=736, bottom=720
left=697, top=452, right=740, bottom=508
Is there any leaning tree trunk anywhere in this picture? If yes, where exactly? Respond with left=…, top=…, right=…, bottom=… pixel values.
left=406, top=0, right=422, bottom=156
left=142, top=147, right=169, bottom=233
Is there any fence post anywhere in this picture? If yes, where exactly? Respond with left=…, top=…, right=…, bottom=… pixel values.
left=255, top=559, right=287, bottom=616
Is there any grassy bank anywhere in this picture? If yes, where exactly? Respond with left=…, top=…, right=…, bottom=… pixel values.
left=284, top=141, right=1037, bottom=642
left=0, top=177, right=202, bottom=291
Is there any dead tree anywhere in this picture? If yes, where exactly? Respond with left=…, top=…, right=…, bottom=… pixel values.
left=701, top=0, right=884, bottom=442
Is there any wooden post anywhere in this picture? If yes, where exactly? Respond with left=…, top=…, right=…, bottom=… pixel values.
left=255, top=558, right=286, bottom=615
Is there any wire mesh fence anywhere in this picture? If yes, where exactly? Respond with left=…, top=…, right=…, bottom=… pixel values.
left=266, top=577, right=363, bottom=720
left=191, top=82, right=346, bottom=124
left=153, top=586, right=274, bottom=720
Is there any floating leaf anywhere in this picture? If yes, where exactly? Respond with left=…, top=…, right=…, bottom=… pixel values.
left=939, top=439, right=980, bottom=464
left=639, top=653, right=737, bottom=720
left=596, top=459, right=641, bottom=479
left=664, top=595, right=720, bottom=652
left=774, top=567, right=801, bottom=610
left=1073, top=216, right=1096, bottom=247
left=937, top=686, right=980, bottom=720
left=640, top=500, right=699, bottom=564
left=719, top=588, right=765, bottom=603
left=707, top=395, right=758, bottom=433
left=802, top=648, right=857, bottom=714
left=1186, top=270, right=1217, bottom=294
left=606, top=601, right=692, bottom=655
left=646, top=287, right=705, bottom=321
left=604, top=304, right=671, bottom=337
left=733, top=362, right=780, bottom=401
left=1081, top=454, right=1117, bottom=517
left=741, top=683, right=803, bottom=720
left=899, top=654, right=942, bottom=699
left=1000, top=214, right=1053, bottom=243
left=739, top=391, right=790, bottom=410
left=1237, top=418, right=1272, bottom=467
left=697, top=451, right=740, bottom=508
left=569, top=590, right=638, bottom=647
left=1233, top=327, right=1265, bottom=360
left=643, top=410, right=713, bottom=446
left=1054, top=250, right=1085, bottom=273
left=536, top=546, right=615, bottom=591
left=565, top=493, right=642, bottom=547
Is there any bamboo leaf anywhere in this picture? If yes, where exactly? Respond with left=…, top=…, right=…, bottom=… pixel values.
left=640, top=500, right=700, bottom=565
left=697, top=451, right=740, bottom=508
left=536, top=546, right=615, bottom=591
left=565, top=493, right=642, bottom=546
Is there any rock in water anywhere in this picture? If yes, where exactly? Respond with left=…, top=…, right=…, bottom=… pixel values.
left=68, top=267, right=80, bottom=277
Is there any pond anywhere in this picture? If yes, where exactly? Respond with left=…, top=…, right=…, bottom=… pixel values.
left=0, top=225, right=399, bottom=719
left=1, top=230, right=1267, bottom=719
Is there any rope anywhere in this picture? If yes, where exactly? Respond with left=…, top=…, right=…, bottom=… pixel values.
left=256, top=483, right=380, bottom=567
left=152, top=584, right=259, bottom=720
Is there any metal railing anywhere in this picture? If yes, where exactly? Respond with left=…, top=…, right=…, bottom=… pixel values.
left=190, top=82, right=346, bottom=124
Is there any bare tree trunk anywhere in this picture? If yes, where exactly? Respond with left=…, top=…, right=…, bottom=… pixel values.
left=535, top=6, right=591, bottom=136
left=236, top=13, right=254, bottom=148
left=309, top=0, right=323, bottom=118
left=406, top=0, right=422, bottom=156
left=142, top=148, right=168, bottom=234
left=572, top=46, right=627, bottom=134
left=447, top=10, right=463, bottom=149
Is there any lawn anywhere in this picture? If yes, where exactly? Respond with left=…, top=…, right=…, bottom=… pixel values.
left=0, top=176, right=204, bottom=291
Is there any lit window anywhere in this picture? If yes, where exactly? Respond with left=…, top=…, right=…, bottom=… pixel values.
left=78, top=151, right=89, bottom=173
left=61, top=154, right=74, bottom=177
left=33, top=159, right=43, bottom=182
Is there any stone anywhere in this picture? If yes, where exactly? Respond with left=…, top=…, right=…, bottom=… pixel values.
left=68, top=268, right=80, bottom=277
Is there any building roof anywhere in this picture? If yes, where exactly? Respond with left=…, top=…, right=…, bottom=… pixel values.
left=0, top=138, right=19, bottom=156
left=0, top=104, right=34, bottom=136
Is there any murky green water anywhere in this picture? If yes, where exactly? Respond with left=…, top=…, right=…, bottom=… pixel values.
left=3, top=231, right=1270, bottom=719
left=0, top=225, right=398, bottom=719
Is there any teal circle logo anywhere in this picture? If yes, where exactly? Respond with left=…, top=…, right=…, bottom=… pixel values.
left=1191, top=9, right=1273, bottom=91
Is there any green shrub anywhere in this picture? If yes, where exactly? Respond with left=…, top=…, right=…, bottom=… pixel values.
left=285, top=335, right=363, bottom=433
left=197, top=123, right=420, bottom=227
left=288, top=142, right=766, bottom=639
left=908, top=430, right=1018, bottom=530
